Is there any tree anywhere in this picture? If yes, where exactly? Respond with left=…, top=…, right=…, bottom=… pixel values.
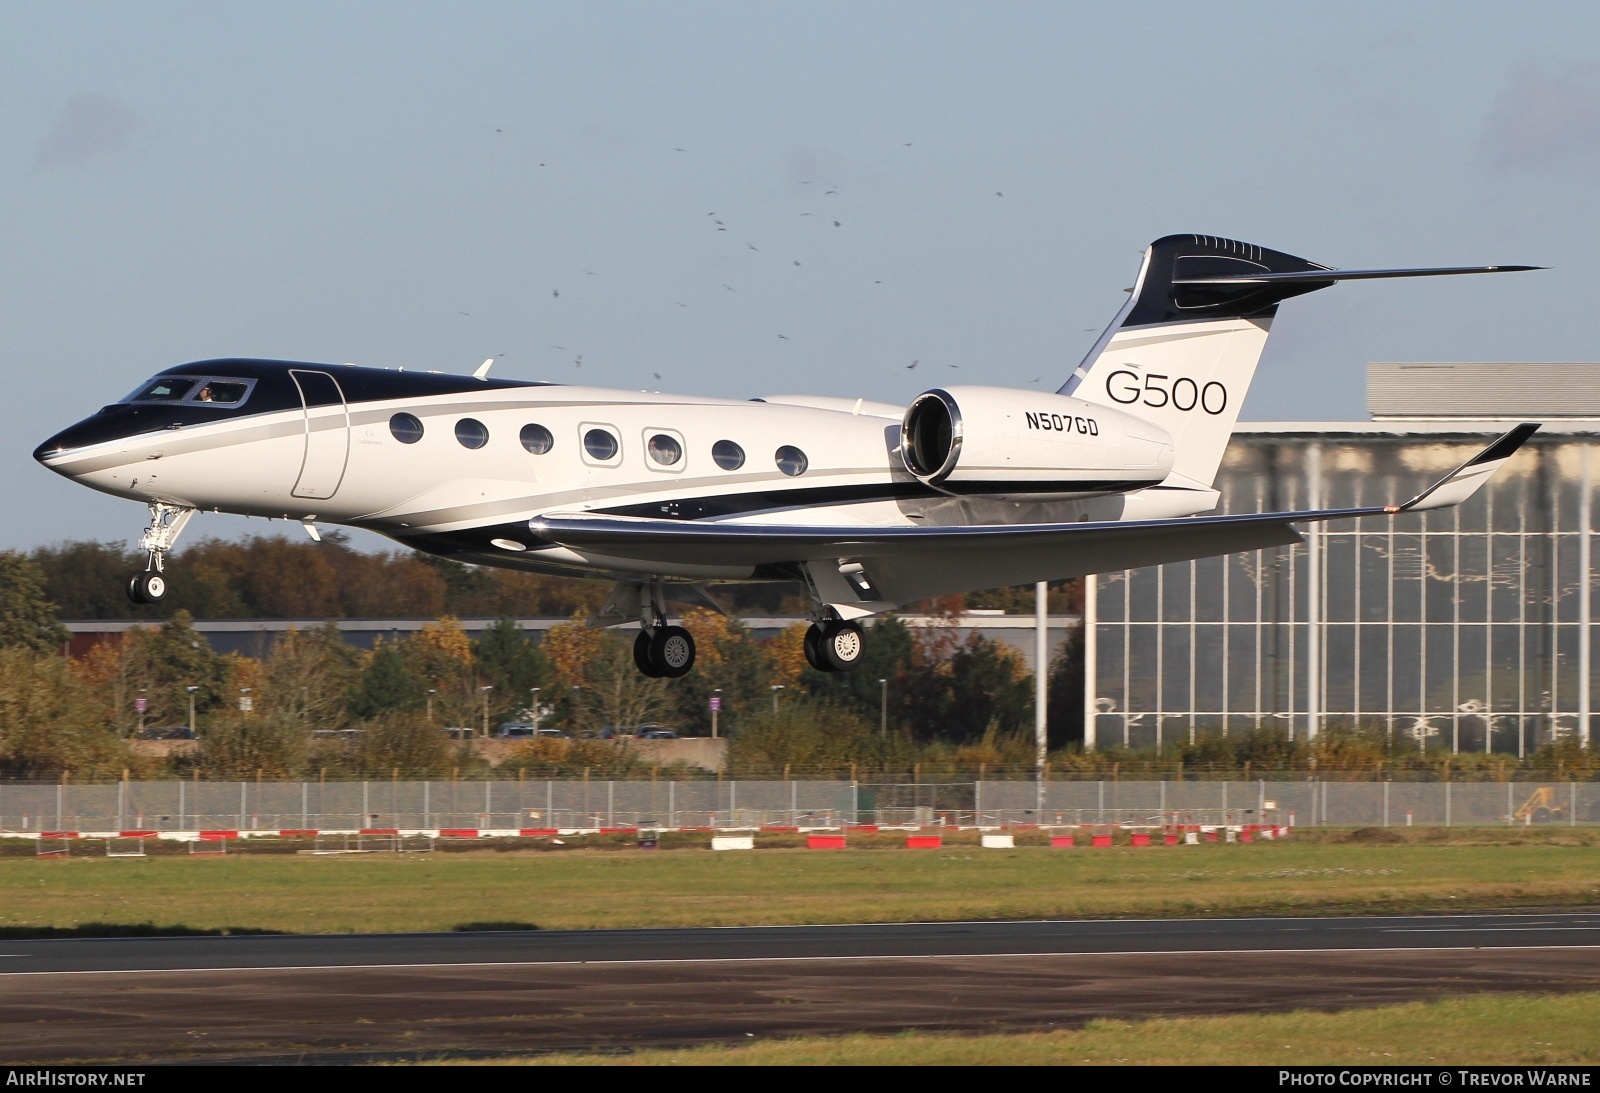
left=197, top=711, right=309, bottom=779
left=260, top=623, right=361, bottom=730
left=665, top=610, right=775, bottom=736
left=0, top=552, right=70, bottom=654
left=352, top=709, right=456, bottom=777
left=473, top=617, right=551, bottom=723
left=347, top=643, right=426, bottom=719
left=0, top=647, right=130, bottom=778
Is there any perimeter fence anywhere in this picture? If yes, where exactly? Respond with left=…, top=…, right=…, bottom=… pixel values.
left=2, top=779, right=1597, bottom=833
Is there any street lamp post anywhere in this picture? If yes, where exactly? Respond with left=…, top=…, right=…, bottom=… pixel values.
left=879, top=679, right=888, bottom=737
left=711, top=688, right=722, bottom=739
left=427, top=688, right=436, bottom=723
left=186, top=685, right=198, bottom=739
left=531, top=687, right=542, bottom=733
left=770, top=684, right=784, bottom=715
left=480, top=685, right=494, bottom=738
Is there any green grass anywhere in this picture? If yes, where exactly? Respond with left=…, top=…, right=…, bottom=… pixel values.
left=441, top=992, right=1600, bottom=1066
left=1, top=830, right=1598, bottom=934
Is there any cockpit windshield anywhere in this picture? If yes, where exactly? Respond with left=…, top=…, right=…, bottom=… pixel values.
left=123, top=376, right=256, bottom=408
left=131, top=378, right=196, bottom=401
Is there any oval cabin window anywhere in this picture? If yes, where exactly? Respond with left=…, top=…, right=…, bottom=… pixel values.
left=389, top=413, right=424, bottom=444
left=520, top=423, right=554, bottom=454
left=647, top=433, right=683, bottom=466
left=584, top=429, right=619, bottom=461
left=775, top=445, right=808, bottom=476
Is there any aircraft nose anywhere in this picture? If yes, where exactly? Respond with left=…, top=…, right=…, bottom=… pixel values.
left=34, top=431, right=72, bottom=466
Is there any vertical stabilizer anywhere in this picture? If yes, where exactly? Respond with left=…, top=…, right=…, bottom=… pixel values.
left=1062, top=235, right=1330, bottom=490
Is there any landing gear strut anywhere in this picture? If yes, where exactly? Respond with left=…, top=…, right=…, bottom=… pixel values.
left=804, top=618, right=865, bottom=673
left=126, top=502, right=194, bottom=605
left=632, top=579, right=696, bottom=678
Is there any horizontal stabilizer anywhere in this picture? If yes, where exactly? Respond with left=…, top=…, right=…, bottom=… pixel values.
left=1175, top=265, right=1544, bottom=285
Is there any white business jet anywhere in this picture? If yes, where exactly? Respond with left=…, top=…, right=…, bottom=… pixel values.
left=35, top=234, right=1539, bottom=678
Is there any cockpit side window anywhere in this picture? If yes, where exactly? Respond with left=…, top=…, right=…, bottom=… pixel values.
left=195, top=380, right=249, bottom=404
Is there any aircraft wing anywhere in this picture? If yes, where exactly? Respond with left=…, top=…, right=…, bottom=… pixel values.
left=531, top=423, right=1537, bottom=603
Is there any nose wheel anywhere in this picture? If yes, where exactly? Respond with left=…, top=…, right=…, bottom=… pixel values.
left=124, top=502, right=194, bottom=605
left=805, top=619, right=865, bottom=672
left=127, top=571, right=168, bottom=605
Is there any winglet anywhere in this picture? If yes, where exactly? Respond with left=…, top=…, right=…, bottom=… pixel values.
left=1387, top=423, right=1540, bottom=514
left=473, top=358, right=494, bottom=380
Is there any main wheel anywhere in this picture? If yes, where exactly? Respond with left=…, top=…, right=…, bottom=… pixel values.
left=649, top=625, right=696, bottom=678
left=634, top=630, right=662, bottom=677
left=818, top=619, right=865, bottom=672
left=127, top=571, right=167, bottom=605
left=804, top=623, right=834, bottom=672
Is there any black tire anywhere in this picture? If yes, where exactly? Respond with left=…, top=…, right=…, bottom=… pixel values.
left=128, top=571, right=166, bottom=605
left=804, top=623, right=833, bottom=672
left=634, top=630, right=661, bottom=677
left=650, top=625, right=696, bottom=678
left=819, top=619, right=865, bottom=672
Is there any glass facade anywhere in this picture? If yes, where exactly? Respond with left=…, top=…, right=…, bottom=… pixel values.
left=1086, top=426, right=1597, bottom=754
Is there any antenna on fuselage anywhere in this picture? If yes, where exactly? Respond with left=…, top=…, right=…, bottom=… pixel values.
left=473, top=358, right=494, bottom=380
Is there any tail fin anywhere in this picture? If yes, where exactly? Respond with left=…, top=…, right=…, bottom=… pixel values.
left=1061, top=234, right=1538, bottom=490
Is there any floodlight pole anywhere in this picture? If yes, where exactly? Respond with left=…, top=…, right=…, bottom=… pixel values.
left=1036, top=581, right=1048, bottom=774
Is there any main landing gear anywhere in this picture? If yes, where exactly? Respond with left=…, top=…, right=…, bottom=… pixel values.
left=630, top=580, right=697, bottom=678
left=126, top=502, right=194, bottom=605
left=633, top=625, right=696, bottom=679
left=804, top=618, right=865, bottom=673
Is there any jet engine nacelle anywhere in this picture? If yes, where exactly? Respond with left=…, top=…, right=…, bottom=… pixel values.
left=900, top=386, right=1175, bottom=495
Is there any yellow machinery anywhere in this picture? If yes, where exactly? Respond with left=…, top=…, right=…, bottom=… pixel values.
left=1514, top=787, right=1567, bottom=824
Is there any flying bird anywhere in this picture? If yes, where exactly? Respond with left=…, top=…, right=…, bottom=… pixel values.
left=552, top=289, right=560, bottom=299
left=778, top=334, right=789, bottom=340
left=906, top=360, right=919, bottom=370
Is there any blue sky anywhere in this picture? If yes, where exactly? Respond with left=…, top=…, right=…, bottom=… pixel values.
left=5, top=1, right=1598, bottom=549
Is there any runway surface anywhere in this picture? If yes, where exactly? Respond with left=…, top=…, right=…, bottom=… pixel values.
left=4, top=914, right=1600, bottom=1063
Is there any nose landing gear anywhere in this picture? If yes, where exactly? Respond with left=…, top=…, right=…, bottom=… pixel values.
left=126, top=502, right=194, bottom=605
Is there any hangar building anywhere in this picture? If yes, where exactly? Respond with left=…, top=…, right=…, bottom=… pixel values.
left=1083, top=363, right=1598, bottom=755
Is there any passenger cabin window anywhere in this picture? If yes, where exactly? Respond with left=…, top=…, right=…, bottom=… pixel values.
left=390, top=413, right=424, bottom=444
left=455, top=418, right=489, bottom=449
left=712, top=440, right=745, bottom=470
left=582, top=427, right=620, bottom=463
left=775, top=445, right=808, bottom=476
left=646, top=432, right=683, bottom=467
left=520, top=424, right=554, bottom=454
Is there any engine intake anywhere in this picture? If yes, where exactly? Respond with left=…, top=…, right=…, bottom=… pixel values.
left=900, top=386, right=1174, bottom=496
